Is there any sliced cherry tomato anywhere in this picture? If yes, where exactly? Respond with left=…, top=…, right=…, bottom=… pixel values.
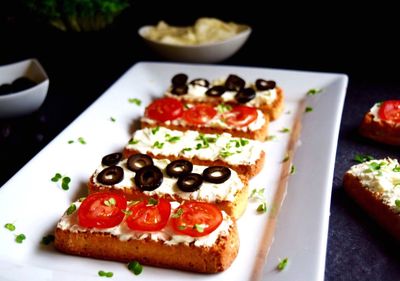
left=171, top=201, right=223, bottom=237
left=78, top=192, right=127, bottom=229
left=183, top=104, right=217, bottom=125
left=145, top=97, right=184, bottom=122
left=126, top=198, right=171, bottom=231
left=222, top=105, right=258, bottom=127
left=378, top=100, right=400, bottom=123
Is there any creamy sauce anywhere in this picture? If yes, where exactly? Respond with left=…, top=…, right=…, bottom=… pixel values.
left=141, top=108, right=266, bottom=132
left=348, top=158, right=400, bottom=213
left=57, top=201, right=233, bottom=247
left=126, top=127, right=263, bottom=166
left=93, top=158, right=244, bottom=203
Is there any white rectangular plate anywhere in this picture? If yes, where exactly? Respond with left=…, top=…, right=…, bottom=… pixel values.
left=0, top=62, right=347, bottom=281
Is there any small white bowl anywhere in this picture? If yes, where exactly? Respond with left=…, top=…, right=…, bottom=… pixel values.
left=0, top=59, right=49, bottom=118
left=138, top=25, right=251, bottom=63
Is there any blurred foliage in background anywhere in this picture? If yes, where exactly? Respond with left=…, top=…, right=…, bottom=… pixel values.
left=23, top=0, right=131, bottom=31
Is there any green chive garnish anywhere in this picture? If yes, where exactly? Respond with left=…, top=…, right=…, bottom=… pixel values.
left=279, top=128, right=290, bottom=133
left=307, top=88, right=323, bottom=95
left=128, top=261, right=143, bottom=275
left=305, top=106, right=313, bottom=113
left=66, top=203, right=77, bottom=215
left=354, top=154, right=374, bottom=163
left=128, top=98, right=142, bottom=106
left=41, top=234, right=55, bottom=245
left=257, top=202, right=268, bottom=213
left=277, top=257, right=289, bottom=271
left=4, top=223, right=16, bottom=231
left=15, top=233, right=26, bottom=243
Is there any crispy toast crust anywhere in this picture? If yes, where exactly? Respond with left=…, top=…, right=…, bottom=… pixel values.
left=54, top=222, right=239, bottom=273
left=359, top=112, right=400, bottom=146
left=343, top=172, right=400, bottom=240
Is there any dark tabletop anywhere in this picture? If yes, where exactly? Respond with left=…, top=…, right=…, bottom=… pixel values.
left=1, top=1, right=399, bottom=280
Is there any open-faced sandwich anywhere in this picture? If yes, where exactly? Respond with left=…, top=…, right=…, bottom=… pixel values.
left=359, top=100, right=400, bottom=145
left=343, top=158, right=400, bottom=240
left=54, top=192, right=239, bottom=273
left=88, top=152, right=248, bottom=219
left=164, top=73, right=284, bottom=120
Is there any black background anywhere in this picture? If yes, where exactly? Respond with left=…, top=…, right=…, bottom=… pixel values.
left=1, top=1, right=400, bottom=280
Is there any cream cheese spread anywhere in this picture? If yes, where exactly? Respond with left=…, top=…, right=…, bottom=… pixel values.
left=348, top=158, right=400, bottom=213
left=57, top=201, right=232, bottom=247
left=92, top=158, right=244, bottom=203
left=126, top=127, right=263, bottom=166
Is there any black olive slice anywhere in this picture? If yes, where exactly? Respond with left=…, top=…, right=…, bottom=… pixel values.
left=189, top=78, right=210, bottom=88
left=177, top=173, right=203, bottom=192
left=225, top=74, right=245, bottom=91
left=97, top=166, right=124, bottom=185
left=166, top=160, right=193, bottom=178
left=127, top=154, right=154, bottom=172
left=205, top=85, right=226, bottom=97
left=134, top=165, right=163, bottom=191
left=101, top=152, right=123, bottom=166
left=11, top=77, right=37, bottom=92
left=171, top=73, right=188, bottom=86
left=255, top=79, right=276, bottom=91
left=235, top=87, right=256, bottom=103
left=171, top=85, right=188, bottom=96
left=203, top=166, right=231, bottom=184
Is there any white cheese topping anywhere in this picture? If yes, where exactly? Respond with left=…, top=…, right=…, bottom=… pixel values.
left=93, top=158, right=244, bottom=203
left=141, top=107, right=266, bottom=132
left=165, top=76, right=278, bottom=107
left=348, top=158, right=400, bottom=213
left=369, top=103, right=382, bottom=122
left=126, top=127, right=263, bottom=166
left=57, top=201, right=232, bottom=247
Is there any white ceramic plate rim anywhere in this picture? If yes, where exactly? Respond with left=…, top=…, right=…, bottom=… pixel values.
left=0, top=62, right=347, bottom=281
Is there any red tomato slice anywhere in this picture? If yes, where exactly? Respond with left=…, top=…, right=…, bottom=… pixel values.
left=78, top=192, right=127, bottom=229
left=126, top=198, right=171, bottom=231
left=222, top=105, right=258, bottom=127
left=145, top=97, right=184, bottom=122
left=378, top=100, right=400, bottom=123
left=183, top=104, right=217, bottom=125
left=171, top=201, right=223, bottom=237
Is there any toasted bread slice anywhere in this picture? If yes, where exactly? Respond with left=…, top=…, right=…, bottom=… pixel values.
left=124, top=127, right=265, bottom=180
left=343, top=158, right=400, bottom=240
left=359, top=111, right=400, bottom=146
left=54, top=200, right=239, bottom=273
left=88, top=157, right=249, bottom=219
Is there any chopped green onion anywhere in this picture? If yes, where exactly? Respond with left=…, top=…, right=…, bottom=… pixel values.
left=147, top=198, right=158, bottom=206
left=151, top=126, right=160, bottom=135
left=257, top=202, right=268, bottom=213
left=15, top=233, right=26, bottom=243
left=249, top=188, right=266, bottom=201
left=171, top=208, right=183, bottom=218
left=78, top=137, right=86, bottom=144
left=4, top=223, right=16, bottom=231
left=129, top=139, right=139, bottom=145
left=67, top=203, right=77, bottom=215
left=98, top=270, right=113, bottom=277
left=395, top=199, right=400, bottom=207
left=354, top=154, right=374, bottom=163
left=128, top=261, right=143, bottom=275
left=277, top=257, right=289, bottom=271
left=193, top=224, right=205, bottom=233
left=393, top=165, right=400, bottom=172
left=181, top=147, right=192, bottom=153
left=51, top=173, right=62, bottom=182
left=122, top=209, right=133, bottom=216
left=282, top=154, right=290, bottom=163
left=307, top=88, right=323, bottom=95
left=41, top=234, right=55, bottom=245
left=166, top=136, right=180, bottom=143
left=279, top=128, right=290, bottom=133
left=290, top=165, right=296, bottom=175
left=68, top=140, right=74, bottom=144
left=110, top=117, right=116, bottom=122
left=104, top=197, right=116, bottom=207
left=128, top=98, right=142, bottom=106
left=305, top=106, right=313, bottom=113
left=216, top=103, right=232, bottom=113
left=178, top=225, right=186, bottom=230
left=152, top=141, right=164, bottom=149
